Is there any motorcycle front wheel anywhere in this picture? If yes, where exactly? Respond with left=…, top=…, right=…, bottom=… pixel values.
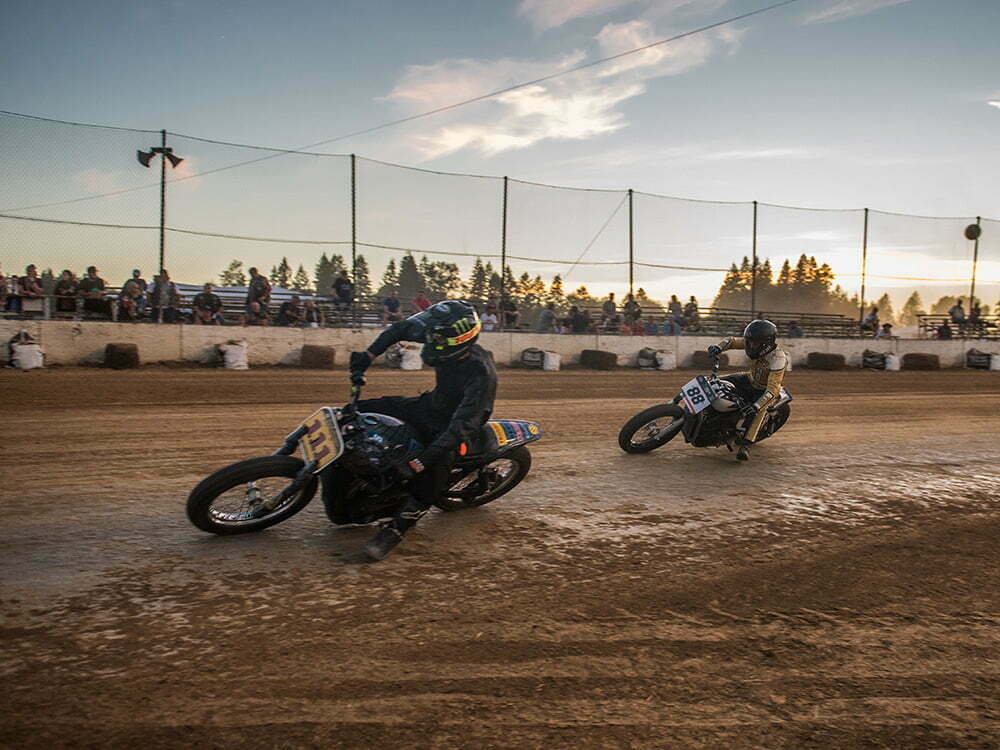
left=618, top=404, right=686, bottom=454
left=186, top=456, right=318, bottom=535
left=434, top=446, right=532, bottom=512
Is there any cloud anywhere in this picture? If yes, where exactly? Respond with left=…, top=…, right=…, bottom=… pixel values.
left=73, top=169, right=120, bottom=194
left=385, top=18, right=743, bottom=159
left=989, top=100, right=1000, bottom=110
left=802, top=0, right=911, bottom=25
left=517, top=0, right=637, bottom=31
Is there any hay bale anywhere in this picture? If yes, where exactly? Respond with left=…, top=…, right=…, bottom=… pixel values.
left=300, top=344, right=335, bottom=369
left=580, top=349, right=618, bottom=370
left=806, top=352, right=846, bottom=370
left=690, top=350, right=728, bottom=369
left=105, top=343, right=139, bottom=370
left=902, top=352, right=940, bottom=370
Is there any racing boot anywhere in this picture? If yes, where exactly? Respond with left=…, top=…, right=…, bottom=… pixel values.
left=362, top=497, right=428, bottom=562
left=736, top=439, right=752, bottom=462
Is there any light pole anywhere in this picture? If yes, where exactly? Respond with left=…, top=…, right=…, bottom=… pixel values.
left=965, top=219, right=982, bottom=313
left=137, top=130, right=184, bottom=272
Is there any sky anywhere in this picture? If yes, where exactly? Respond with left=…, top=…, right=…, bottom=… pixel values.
left=2, top=0, right=999, bottom=307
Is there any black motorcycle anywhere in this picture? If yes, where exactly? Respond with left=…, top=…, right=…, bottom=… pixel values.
left=618, top=355, right=791, bottom=457
left=187, top=381, right=542, bottom=535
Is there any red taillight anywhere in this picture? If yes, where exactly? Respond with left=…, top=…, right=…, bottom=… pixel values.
left=459, top=442, right=468, bottom=456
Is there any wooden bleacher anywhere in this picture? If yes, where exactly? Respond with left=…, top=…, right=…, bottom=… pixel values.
left=917, top=314, right=1000, bottom=340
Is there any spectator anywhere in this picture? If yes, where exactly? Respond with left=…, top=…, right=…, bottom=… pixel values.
left=875, top=323, right=894, bottom=340
left=52, top=270, right=78, bottom=316
left=644, top=318, right=659, bottom=336
left=20, top=265, right=44, bottom=312
left=78, top=266, right=112, bottom=319
left=276, top=294, right=305, bottom=326
left=667, top=295, right=683, bottom=318
left=243, top=300, right=270, bottom=326
left=949, top=298, right=966, bottom=325
left=1, top=272, right=19, bottom=313
left=117, top=281, right=142, bottom=322
left=663, top=312, right=684, bottom=336
left=683, top=295, right=698, bottom=320
left=246, top=267, right=272, bottom=317
left=625, top=317, right=646, bottom=335
left=485, top=297, right=499, bottom=318
left=382, top=289, right=403, bottom=324
left=149, top=269, right=180, bottom=323
left=622, top=293, right=642, bottom=325
left=121, top=269, right=148, bottom=316
left=603, top=312, right=623, bottom=333
left=582, top=308, right=596, bottom=333
left=936, top=321, right=953, bottom=339
left=332, top=269, right=354, bottom=312
left=500, top=295, right=519, bottom=329
left=192, top=283, right=225, bottom=325
left=568, top=305, right=588, bottom=334
left=303, top=299, right=324, bottom=327
left=534, top=302, right=557, bottom=333
left=481, top=307, right=499, bottom=331
left=861, top=305, right=879, bottom=335
left=787, top=320, right=805, bottom=338
left=968, top=303, right=983, bottom=335
left=601, top=293, right=617, bottom=324
left=411, top=289, right=431, bottom=314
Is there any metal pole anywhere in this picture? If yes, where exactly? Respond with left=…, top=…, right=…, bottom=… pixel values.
left=159, top=129, right=166, bottom=272
left=350, top=154, right=357, bottom=327
left=970, top=215, right=981, bottom=312
left=628, top=189, right=634, bottom=298
left=500, top=176, right=508, bottom=305
left=859, top=208, right=869, bottom=328
left=750, top=200, right=758, bottom=315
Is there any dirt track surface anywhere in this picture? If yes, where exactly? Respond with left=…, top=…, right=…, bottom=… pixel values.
left=2, top=367, right=1000, bottom=749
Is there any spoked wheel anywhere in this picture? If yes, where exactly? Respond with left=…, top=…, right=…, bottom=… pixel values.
left=186, top=456, right=318, bottom=535
left=618, top=404, right=686, bottom=454
left=434, top=446, right=532, bottom=511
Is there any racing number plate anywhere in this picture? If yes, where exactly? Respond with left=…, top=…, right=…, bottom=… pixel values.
left=298, top=407, right=345, bottom=473
left=680, top=376, right=717, bottom=414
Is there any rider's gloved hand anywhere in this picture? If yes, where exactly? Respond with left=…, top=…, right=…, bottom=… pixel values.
left=350, top=371, right=367, bottom=387
left=739, top=402, right=757, bottom=420
left=349, top=350, right=373, bottom=372
left=707, top=345, right=722, bottom=357
left=396, top=456, right=425, bottom=482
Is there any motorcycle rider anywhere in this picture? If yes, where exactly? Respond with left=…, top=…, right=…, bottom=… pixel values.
left=707, top=319, right=787, bottom=462
left=349, top=299, right=497, bottom=561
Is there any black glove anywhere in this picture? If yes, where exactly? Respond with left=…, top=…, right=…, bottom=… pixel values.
left=349, top=350, right=373, bottom=372
left=350, top=371, right=366, bottom=387
left=396, top=456, right=425, bottom=482
left=739, top=402, right=757, bottom=420
left=707, top=345, right=723, bottom=357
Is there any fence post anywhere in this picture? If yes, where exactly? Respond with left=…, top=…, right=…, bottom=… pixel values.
left=751, top=200, right=758, bottom=315
left=970, top=215, right=981, bottom=311
left=628, top=189, right=634, bottom=298
left=859, top=207, right=869, bottom=328
left=500, top=176, right=508, bottom=306
left=350, top=154, right=357, bottom=328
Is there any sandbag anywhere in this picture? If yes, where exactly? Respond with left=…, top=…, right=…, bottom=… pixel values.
left=105, top=343, right=140, bottom=370
left=11, top=342, right=44, bottom=370
left=655, top=351, right=677, bottom=371
left=637, top=347, right=659, bottom=369
left=806, top=352, right=846, bottom=370
left=902, top=352, right=940, bottom=371
left=690, top=350, right=728, bottom=369
left=991, top=354, right=1000, bottom=371
left=300, top=344, right=335, bottom=369
left=217, top=340, right=249, bottom=370
left=542, top=351, right=561, bottom=371
left=520, top=347, right=545, bottom=369
left=885, top=354, right=901, bottom=371
left=580, top=349, right=618, bottom=370
left=862, top=349, right=887, bottom=370
left=966, top=349, right=992, bottom=369
left=400, top=346, right=422, bottom=370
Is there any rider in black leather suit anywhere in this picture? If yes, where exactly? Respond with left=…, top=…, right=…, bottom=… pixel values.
left=349, top=300, right=497, bottom=561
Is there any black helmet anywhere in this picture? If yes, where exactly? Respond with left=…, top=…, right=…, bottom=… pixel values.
left=339, top=413, right=423, bottom=476
left=743, top=319, right=777, bottom=359
left=410, top=300, right=481, bottom=365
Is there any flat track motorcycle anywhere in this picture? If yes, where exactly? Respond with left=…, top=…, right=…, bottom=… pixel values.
left=187, top=381, right=542, bottom=535
left=617, top=356, right=791, bottom=458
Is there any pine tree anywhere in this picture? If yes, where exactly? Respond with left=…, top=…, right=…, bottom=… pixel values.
left=291, top=264, right=311, bottom=293
left=270, top=257, right=292, bottom=289
left=378, top=258, right=399, bottom=295
left=466, top=258, right=489, bottom=302
left=354, top=255, right=372, bottom=298
left=219, top=259, right=247, bottom=287
left=40, top=268, right=56, bottom=295
left=396, top=254, right=426, bottom=299
left=899, top=292, right=925, bottom=326
left=930, top=295, right=958, bottom=315
left=875, top=293, right=895, bottom=325
left=314, top=253, right=335, bottom=296
left=546, top=274, right=566, bottom=310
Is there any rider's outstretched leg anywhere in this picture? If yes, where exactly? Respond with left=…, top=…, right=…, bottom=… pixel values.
left=361, top=459, right=450, bottom=561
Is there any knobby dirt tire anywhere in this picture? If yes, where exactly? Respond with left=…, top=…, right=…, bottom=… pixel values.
left=186, top=456, right=318, bottom=535
left=435, top=446, right=532, bottom=512
left=618, top=404, right=685, bottom=454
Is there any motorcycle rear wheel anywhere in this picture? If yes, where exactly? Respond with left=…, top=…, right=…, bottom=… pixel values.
left=435, top=446, right=532, bottom=511
left=618, top=404, right=685, bottom=454
left=186, top=456, right=318, bottom=535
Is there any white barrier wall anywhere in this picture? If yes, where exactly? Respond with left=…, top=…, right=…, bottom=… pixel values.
left=0, top=320, right=995, bottom=368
